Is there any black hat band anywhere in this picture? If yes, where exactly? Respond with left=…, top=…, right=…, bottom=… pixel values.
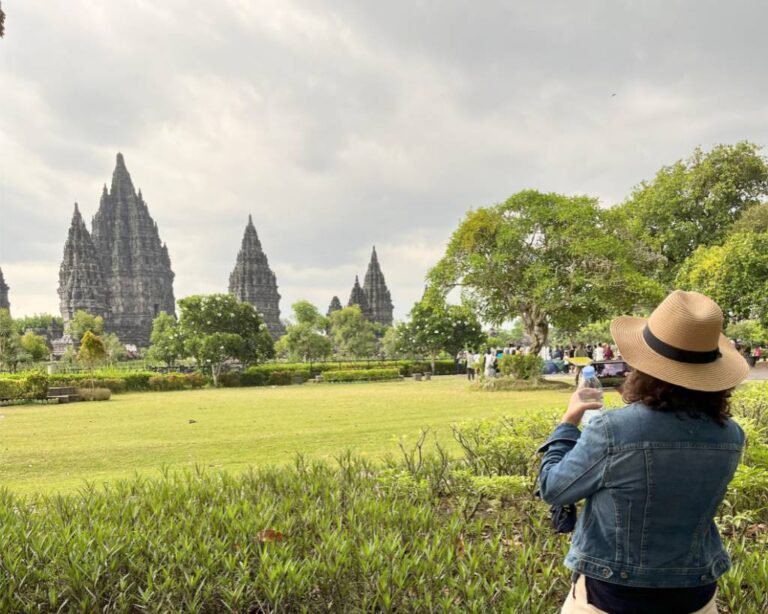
left=642, top=325, right=722, bottom=364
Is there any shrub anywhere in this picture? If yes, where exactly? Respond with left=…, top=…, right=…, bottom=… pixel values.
left=267, top=370, right=304, bottom=386
left=22, top=372, right=49, bottom=400
left=241, top=368, right=268, bottom=387
left=0, top=379, right=24, bottom=400
left=324, top=368, right=401, bottom=383
left=471, top=376, right=571, bottom=392
left=217, top=372, right=241, bottom=388
left=77, top=387, right=112, bottom=402
left=498, top=354, right=543, bottom=380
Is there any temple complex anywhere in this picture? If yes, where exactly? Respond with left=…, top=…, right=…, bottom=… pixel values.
left=362, top=246, right=394, bottom=326
left=228, top=215, right=285, bottom=339
left=57, top=154, right=176, bottom=347
left=347, top=275, right=373, bottom=320
left=0, top=267, right=9, bottom=312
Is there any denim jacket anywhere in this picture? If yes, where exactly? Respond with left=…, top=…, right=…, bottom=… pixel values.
left=538, top=402, right=744, bottom=588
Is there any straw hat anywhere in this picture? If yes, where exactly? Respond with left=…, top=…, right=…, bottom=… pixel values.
left=610, top=290, right=750, bottom=392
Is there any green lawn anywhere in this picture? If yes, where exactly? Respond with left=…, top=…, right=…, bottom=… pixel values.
left=0, top=376, right=576, bottom=495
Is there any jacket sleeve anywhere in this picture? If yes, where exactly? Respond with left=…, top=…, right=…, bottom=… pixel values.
left=537, top=413, right=609, bottom=506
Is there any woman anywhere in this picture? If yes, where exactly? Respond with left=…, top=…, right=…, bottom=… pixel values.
left=538, top=291, right=748, bottom=614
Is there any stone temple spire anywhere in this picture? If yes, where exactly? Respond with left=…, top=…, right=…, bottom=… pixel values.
left=362, top=246, right=394, bottom=326
left=90, top=153, right=176, bottom=346
left=229, top=215, right=285, bottom=339
left=327, top=296, right=342, bottom=316
left=348, top=275, right=373, bottom=320
left=58, top=203, right=108, bottom=326
left=0, top=266, right=10, bottom=312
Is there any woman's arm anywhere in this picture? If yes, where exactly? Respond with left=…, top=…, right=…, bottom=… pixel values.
left=537, top=391, right=608, bottom=506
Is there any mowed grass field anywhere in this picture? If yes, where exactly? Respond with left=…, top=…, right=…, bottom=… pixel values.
left=0, top=376, right=579, bottom=495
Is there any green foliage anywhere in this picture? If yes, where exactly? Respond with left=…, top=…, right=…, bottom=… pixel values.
left=323, top=368, right=401, bottom=382
left=0, top=378, right=24, bottom=400
left=397, top=299, right=485, bottom=371
left=179, top=294, right=275, bottom=385
left=327, top=305, right=379, bottom=358
left=19, top=331, right=49, bottom=362
left=101, top=333, right=126, bottom=365
left=148, top=374, right=207, bottom=392
left=733, top=201, right=768, bottom=234
left=78, top=387, right=112, bottom=401
left=726, top=320, right=768, bottom=347
left=428, top=190, right=662, bottom=355
left=148, top=312, right=184, bottom=367
left=676, top=232, right=768, bottom=325
left=0, top=308, right=28, bottom=371
left=77, top=332, right=107, bottom=388
left=12, top=313, right=63, bottom=335
left=615, top=142, right=768, bottom=284
left=498, top=354, right=544, bottom=380
left=67, top=310, right=104, bottom=343
left=275, top=301, right=332, bottom=362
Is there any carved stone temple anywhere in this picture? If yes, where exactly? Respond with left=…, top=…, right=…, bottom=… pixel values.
left=362, top=246, right=394, bottom=326
left=343, top=247, right=394, bottom=326
left=57, top=154, right=176, bottom=347
left=228, top=215, right=285, bottom=339
left=0, top=267, right=10, bottom=312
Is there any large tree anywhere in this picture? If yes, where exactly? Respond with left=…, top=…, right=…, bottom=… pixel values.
left=676, top=232, right=768, bottom=326
left=428, top=190, right=662, bottom=355
left=397, top=299, right=485, bottom=372
left=148, top=312, right=185, bottom=367
left=178, top=294, right=274, bottom=384
left=67, top=311, right=105, bottom=344
left=614, top=142, right=768, bottom=284
left=20, top=331, right=49, bottom=363
left=275, top=301, right=332, bottom=362
left=327, top=305, right=379, bottom=358
left=0, top=308, right=27, bottom=371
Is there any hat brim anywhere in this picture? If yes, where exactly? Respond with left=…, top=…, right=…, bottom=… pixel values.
left=610, top=316, right=750, bottom=392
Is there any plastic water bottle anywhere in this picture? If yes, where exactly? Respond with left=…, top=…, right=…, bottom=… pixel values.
left=578, top=365, right=603, bottom=425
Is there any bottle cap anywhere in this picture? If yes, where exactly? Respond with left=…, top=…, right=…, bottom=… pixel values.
left=582, top=365, right=596, bottom=378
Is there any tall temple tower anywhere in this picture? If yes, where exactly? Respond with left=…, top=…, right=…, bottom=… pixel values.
left=89, top=153, right=176, bottom=346
left=348, top=275, right=373, bottom=320
left=362, top=246, right=394, bottom=326
left=57, top=154, right=175, bottom=347
left=58, top=203, right=108, bottom=326
left=0, top=266, right=10, bottom=312
left=228, top=215, right=285, bottom=339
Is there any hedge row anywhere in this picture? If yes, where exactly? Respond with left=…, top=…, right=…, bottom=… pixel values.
left=0, top=359, right=458, bottom=399
left=324, top=368, right=401, bottom=383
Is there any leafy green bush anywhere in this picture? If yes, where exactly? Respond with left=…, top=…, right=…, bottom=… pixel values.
left=0, top=379, right=24, bottom=400
left=324, top=368, right=401, bottom=383
left=498, top=354, right=543, bottom=380
left=471, top=377, right=571, bottom=392
left=77, top=387, right=112, bottom=402
left=22, top=372, right=49, bottom=400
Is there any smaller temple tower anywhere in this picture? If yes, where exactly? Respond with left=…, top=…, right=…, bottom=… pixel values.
left=362, top=246, right=394, bottom=326
left=348, top=275, right=373, bottom=320
left=229, top=215, right=285, bottom=339
left=0, top=266, right=10, bottom=312
left=58, top=203, right=109, bottom=326
left=327, top=296, right=342, bottom=316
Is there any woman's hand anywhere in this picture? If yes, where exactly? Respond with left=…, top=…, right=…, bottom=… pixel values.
left=562, top=389, right=603, bottom=426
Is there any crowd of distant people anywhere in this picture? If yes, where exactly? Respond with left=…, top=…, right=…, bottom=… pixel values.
left=457, top=341, right=622, bottom=380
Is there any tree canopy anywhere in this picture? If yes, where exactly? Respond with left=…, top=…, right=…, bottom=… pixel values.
left=327, top=305, right=379, bottom=358
left=178, top=294, right=274, bottom=385
left=428, top=190, right=662, bottom=354
left=614, top=142, right=768, bottom=284
left=275, top=301, right=332, bottom=362
left=148, top=312, right=184, bottom=367
left=676, top=232, right=768, bottom=326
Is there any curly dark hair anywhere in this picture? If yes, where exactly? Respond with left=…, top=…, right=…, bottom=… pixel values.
left=620, top=369, right=733, bottom=427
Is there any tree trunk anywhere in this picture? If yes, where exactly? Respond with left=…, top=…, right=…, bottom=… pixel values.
left=522, top=307, right=548, bottom=357
left=430, top=353, right=436, bottom=374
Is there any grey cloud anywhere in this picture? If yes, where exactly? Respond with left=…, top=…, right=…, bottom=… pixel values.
left=2, top=1, right=768, bottom=319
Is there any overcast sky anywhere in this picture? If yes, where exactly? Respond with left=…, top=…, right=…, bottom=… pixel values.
left=2, top=1, right=768, bottom=322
